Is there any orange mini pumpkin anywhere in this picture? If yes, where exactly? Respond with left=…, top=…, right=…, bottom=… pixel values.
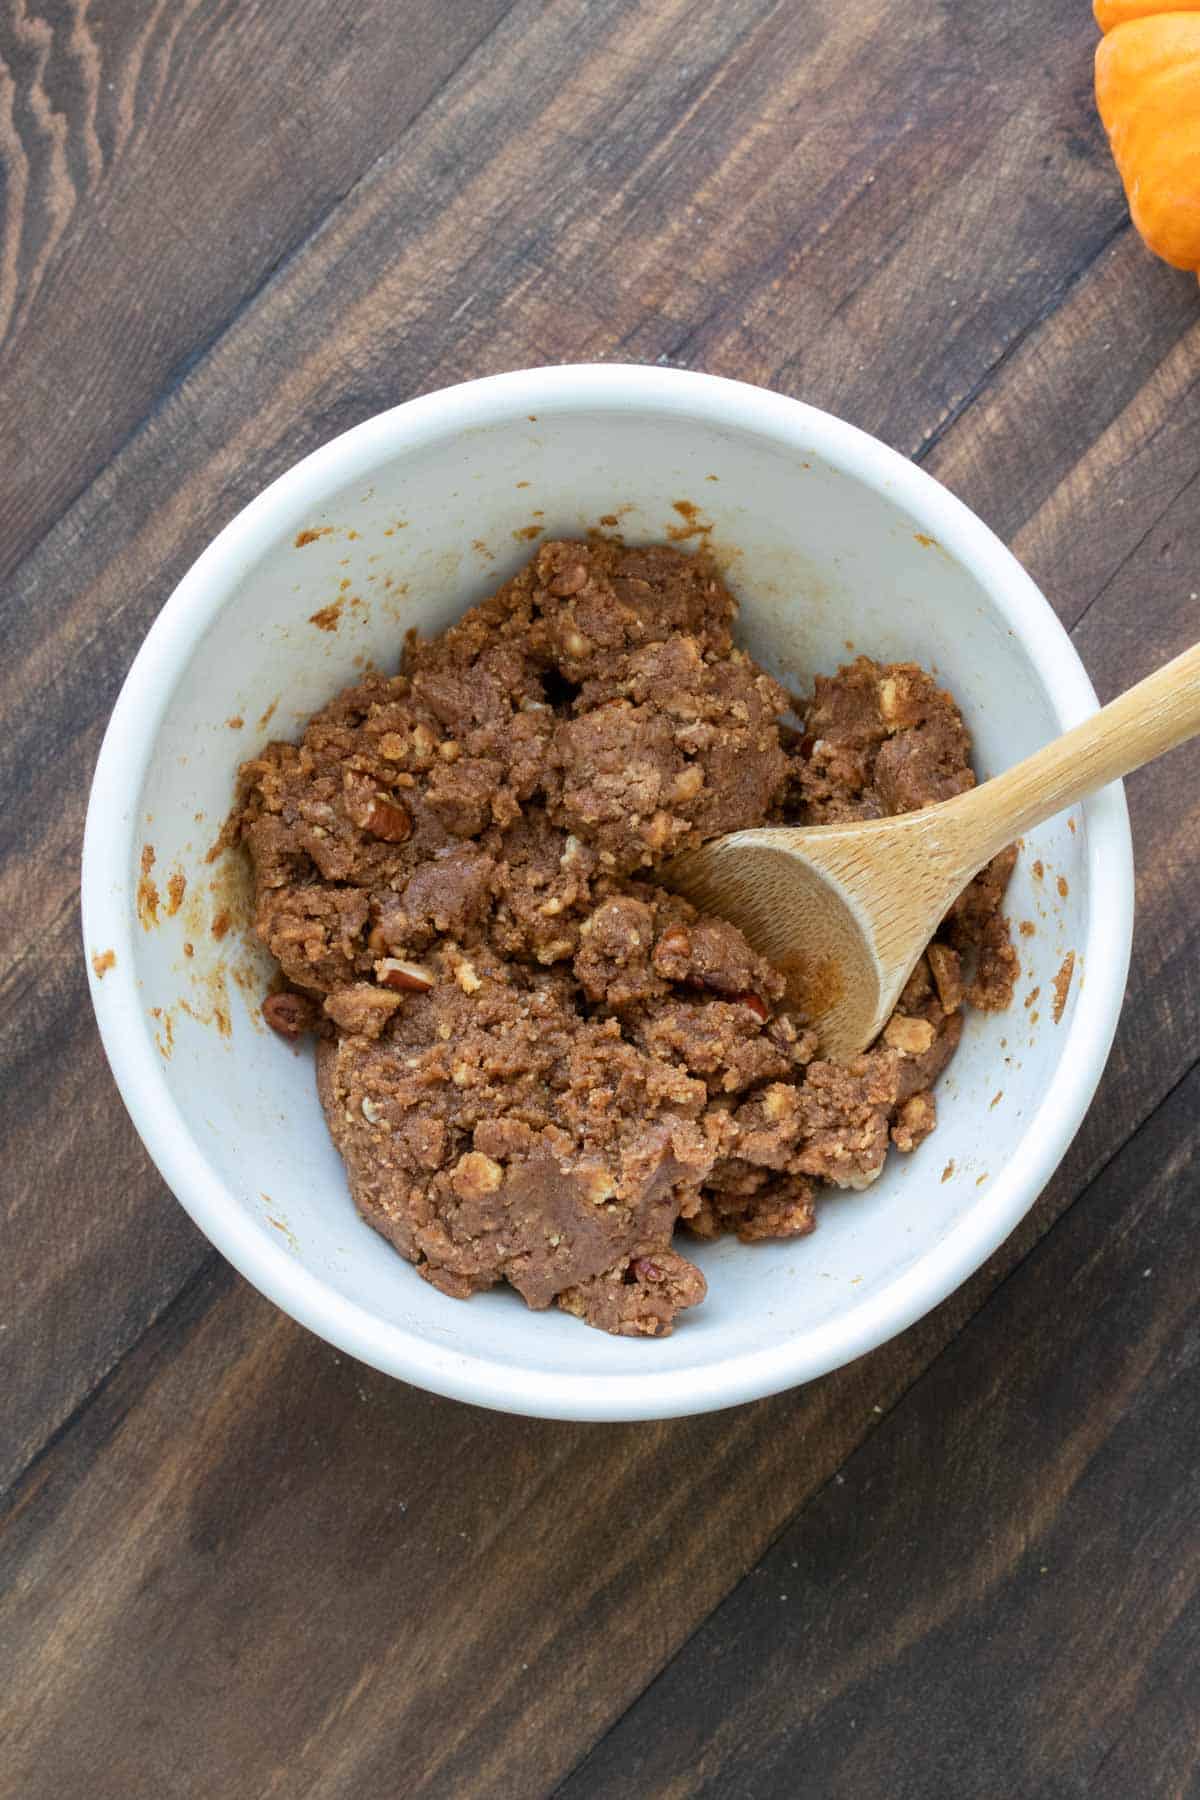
left=1094, top=0, right=1200, bottom=273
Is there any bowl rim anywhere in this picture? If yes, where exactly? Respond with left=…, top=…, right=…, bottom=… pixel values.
left=82, top=363, right=1134, bottom=1421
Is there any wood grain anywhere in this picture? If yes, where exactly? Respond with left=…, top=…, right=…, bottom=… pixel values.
left=558, top=1064, right=1200, bottom=1800
left=1, top=1039, right=1194, bottom=1800
left=4, top=440, right=1198, bottom=1791
left=6, top=938, right=1199, bottom=1800
left=2, top=0, right=1199, bottom=1793
left=0, top=0, right=516, bottom=584
left=2, top=0, right=1170, bottom=1493
left=924, top=228, right=1200, bottom=563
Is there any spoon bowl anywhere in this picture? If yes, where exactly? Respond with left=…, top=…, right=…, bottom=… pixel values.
left=669, top=641, right=1200, bottom=1059
left=668, top=812, right=947, bottom=1061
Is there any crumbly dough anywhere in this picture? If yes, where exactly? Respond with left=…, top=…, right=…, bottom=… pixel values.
left=237, top=541, right=1016, bottom=1336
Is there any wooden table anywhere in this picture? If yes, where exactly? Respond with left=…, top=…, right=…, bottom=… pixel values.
left=3, top=2, right=1199, bottom=1793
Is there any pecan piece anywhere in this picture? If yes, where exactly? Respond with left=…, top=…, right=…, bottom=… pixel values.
left=375, top=958, right=435, bottom=993
left=358, top=794, right=413, bottom=842
left=345, top=770, right=413, bottom=842
left=262, top=991, right=319, bottom=1037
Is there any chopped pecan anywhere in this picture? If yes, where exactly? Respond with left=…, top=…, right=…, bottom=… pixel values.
left=344, top=770, right=413, bottom=841
left=359, top=794, right=413, bottom=842
left=262, top=991, right=318, bottom=1037
left=375, top=957, right=435, bottom=993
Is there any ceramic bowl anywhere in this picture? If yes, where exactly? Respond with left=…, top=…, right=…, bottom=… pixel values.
left=83, top=366, right=1133, bottom=1420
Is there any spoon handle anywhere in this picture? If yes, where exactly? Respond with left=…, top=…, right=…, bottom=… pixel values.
left=949, top=639, right=1200, bottom=868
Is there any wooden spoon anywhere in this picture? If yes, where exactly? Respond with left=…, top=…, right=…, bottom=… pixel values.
left=666, top=642, right=1200, bottom=1061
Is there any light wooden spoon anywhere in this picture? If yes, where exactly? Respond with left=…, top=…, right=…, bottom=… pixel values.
left=666, top=641, right=1200, bottom=1061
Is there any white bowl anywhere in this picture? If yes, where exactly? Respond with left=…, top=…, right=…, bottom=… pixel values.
left=83, top=366, right=1133, bottom=1421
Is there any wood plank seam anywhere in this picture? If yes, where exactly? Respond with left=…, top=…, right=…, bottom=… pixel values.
left=551, top=1072, right=1200, bottom=1798
left=912, top=215, right=1131, bottom=469
left=8, top=507, right=1191, bottom=1494
left=651, top=105, right=1127, bottom=411
left=1, top=10, right=1194, bottom=1783
left=1068, top=458, right=1200, bottom=641
left=0, top=881, right=76, bottom=994
left=1090, top=1704, right=1151, bottom=1793
left=0, top=5, right=1129, bottom=618
left=6, top=1011, right=1194, bottom=1574
left=5, top=0, right=1193, bottom=1566
left=5, top=439, right=1191, bottom=1497
left=0, top=0, right=525, bottom=598
left=548, top=1045, right=1200, bottom=1799
left=0, top=1249, right=225, bottom=1514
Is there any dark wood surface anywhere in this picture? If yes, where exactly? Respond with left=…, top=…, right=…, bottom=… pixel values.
left=2, top=2, right=1197, bottom=1794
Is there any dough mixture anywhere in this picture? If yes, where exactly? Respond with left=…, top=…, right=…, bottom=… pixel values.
left=237, top=541, right=1016, bottom=1336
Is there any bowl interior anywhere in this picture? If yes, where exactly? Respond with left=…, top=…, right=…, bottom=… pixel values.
left=88, top=385, right=1106, bottom=1412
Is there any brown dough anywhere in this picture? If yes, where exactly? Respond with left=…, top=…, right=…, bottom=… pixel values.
left=238, top=541, right=1016, bottom=1336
